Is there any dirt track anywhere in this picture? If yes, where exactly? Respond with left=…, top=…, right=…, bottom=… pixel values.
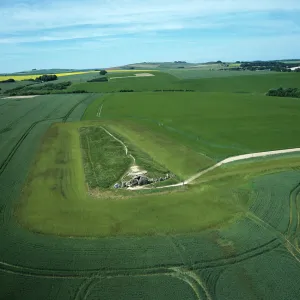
left=3, top=95, right=38, bottom=99
left=128, top=148, right=300, bottom=190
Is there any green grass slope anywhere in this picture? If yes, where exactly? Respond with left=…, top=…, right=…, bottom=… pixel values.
left=69, top=72, right=179, bottom=93
left=16, top=121, right=243, bottom=237
left=88, top=91, right=300, bottom=160
left=166, top=69, right=272, bottom=79
left=80, top=126, right=132, bottom=188
left=175, top=72, right=300, bottom=93
left=69, top=71, right=300, bottom=93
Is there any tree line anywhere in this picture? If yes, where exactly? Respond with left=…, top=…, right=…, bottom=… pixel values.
left=0, top=78, right=15, bottom=83
left=88, top=77, right=108, bottom=82
left=239, top=61, right=300, bottom=72
left=4, top=81, right=77, bottom=96
left=1, top=74, right=58, bottom=84
left=35, top=74, right=57, bottom=82
left=267, top=87, right=300, bottom=98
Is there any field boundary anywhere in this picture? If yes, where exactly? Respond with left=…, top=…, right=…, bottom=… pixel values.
left=0, top=94, right=94, bottom=176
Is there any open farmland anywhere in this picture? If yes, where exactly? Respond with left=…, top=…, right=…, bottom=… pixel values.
left=166, top=69, right=271, bottom=79
left=85, top=92, right=300, bottom=160
left=2, top=68, right=300, bottom=300
left=0, top=80, right=37, bottom=94
left=0, top=71, right=99, bottom=82
left=68, top=71, right=300, bottom=93
left=69, top=71, right=178, bottom=93
left=0, top=94, right=99, bottom=175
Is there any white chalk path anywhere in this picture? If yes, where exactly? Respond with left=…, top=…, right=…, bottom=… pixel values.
left=100, top=126, right=148, bottom=184
left=128, top=148, right=300, bottom=190
left=97, top=102, right=129, bottom=155
left=110, top=73, right=155, bottom=79
left=96, top=104, right=103, bottom=117
left=97, top=102, right=130, bottom=157
left=3, top=95, right=38, bottom=99
left=100, top=126, right=129, bottom=156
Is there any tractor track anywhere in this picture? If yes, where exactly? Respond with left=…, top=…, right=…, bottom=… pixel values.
left=0, top=99, right=49, bottom=132
left=62, top=94, right=95, bottom=122
left=0, top=95, right=92, bottom=176
left=0, top=101, right=9, bottom=107
left=286, top=182, right=300, bottom=238
left=0, top=120, right=44, bottom=176
left=0, top=236, right=281, bottom=279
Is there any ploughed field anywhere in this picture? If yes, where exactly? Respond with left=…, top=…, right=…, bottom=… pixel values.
left=1, top=71, right=300, bottom=299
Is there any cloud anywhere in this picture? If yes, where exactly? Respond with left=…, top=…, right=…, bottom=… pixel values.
left=1, top=0, right=300, bottom=34
left=1, top=7, right=299, bottom=45
left=0, top=0, right=300, bottom=72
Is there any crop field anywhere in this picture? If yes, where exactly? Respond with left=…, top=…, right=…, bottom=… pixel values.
left=166, top=69, right=271, bottom=79
left=2, top=69, right=300, bottom=299
left=174, top=72, right=300, bottom=92
left=69, top=71, right=177, bottom=93
left=68, top=71, right=300, bottom=93
left=50, top=70, right=158, bottom=83
left=107, top=69, right=154, bottom=72
left=88, top=92, right=300, bottom=160
left=0, top=94, right=100, bottom=172
left=281, top=60, right=300, bottom=64
left=0, top=71, right=99, bottom=81
left=0, top=80, right=36, bottom=94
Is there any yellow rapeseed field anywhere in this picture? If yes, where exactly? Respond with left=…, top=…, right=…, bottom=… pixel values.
left=0, top=70, right=156, bottom=81
left=0, top=71, right=99, bottom=81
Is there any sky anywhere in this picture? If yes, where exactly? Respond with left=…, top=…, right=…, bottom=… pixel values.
left=1, top=0, right=300, bottom=72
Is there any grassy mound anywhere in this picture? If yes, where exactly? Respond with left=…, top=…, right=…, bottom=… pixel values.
left=80, top=126, right=131, bottom=189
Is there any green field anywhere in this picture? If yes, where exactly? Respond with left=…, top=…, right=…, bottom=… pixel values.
left=280, top=60, right=300, bottom=64
left=2, top=69, right=300, bottom=96
left=166, top=69, right=270, bottom=79
left=85, top=92, right=300, bottom=160
left=0, top=80, right=36, bottom=94
left=69, top=71, right=178, bottom=93
left=68, top=71, right=300, bottom=93
left=2, top=69, right=300, bottom=299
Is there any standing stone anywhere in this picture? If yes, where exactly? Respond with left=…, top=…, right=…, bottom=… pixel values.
left=138, top=176, right=149, bottom=186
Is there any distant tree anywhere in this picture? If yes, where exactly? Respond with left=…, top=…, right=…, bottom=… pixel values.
left=87, top=77, right=108, bottom=82
left=236, top=61, right=241, bottom=63
left=72, top=90, right=88, bottom=93
left=240, top=61, right=289, bottom=72
left=4, top=81, right=72, bottom=96
left=0, top=78, right=15, bottom=83
left=99, top=70, right=107, bottom=75
left=35, top=74, right=57, bottom=82
left=216, top=60, right=222, bottom=63
left=267, top=87, right=300, bottom=98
